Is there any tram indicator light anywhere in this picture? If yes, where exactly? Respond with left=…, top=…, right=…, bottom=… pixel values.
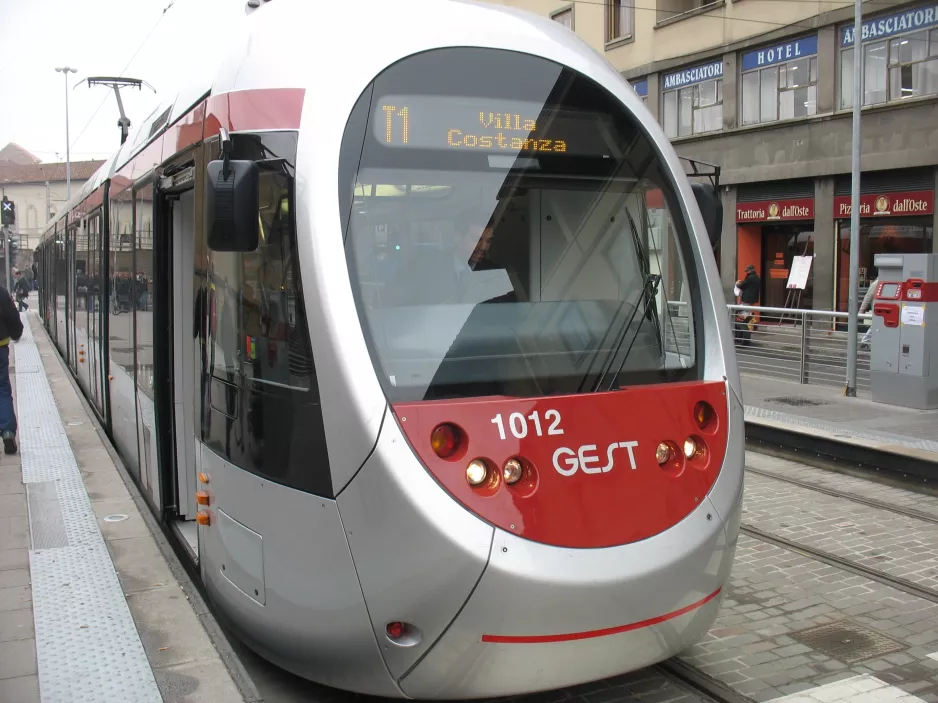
left=430, top=423, right=464, bottom=460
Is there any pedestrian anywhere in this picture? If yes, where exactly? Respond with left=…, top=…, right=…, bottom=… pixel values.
left=859, top=270, right=878, bottom=349
left=12, top=270, right=30, bottom=312
left=0, top=281, right=22, bottom=454
left=734, top=264, right=761, bottom=347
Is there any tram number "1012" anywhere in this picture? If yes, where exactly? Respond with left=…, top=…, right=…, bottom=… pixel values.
left=491, top=410, right=563, bottom=440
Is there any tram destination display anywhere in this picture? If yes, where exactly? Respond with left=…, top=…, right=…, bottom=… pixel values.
left=373, top=95, right=617, bottom=157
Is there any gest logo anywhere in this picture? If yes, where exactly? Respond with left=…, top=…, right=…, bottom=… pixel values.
left=552, top=441, right=639, bottom=476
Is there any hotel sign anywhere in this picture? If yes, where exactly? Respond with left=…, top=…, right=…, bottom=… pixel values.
left=741, top=35, right=818, bottom=72
left=736, top=198, right=815, bottom=223
left=833, top=190, right=935, bottom=217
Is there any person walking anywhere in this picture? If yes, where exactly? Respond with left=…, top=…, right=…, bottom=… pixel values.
left=859, top=272, right=878, bottom=349
left=12, top=270, right=30, bottom=312
left=0, top=281, right=23, bottom=454
left=734, top=264, right=761, bottom=347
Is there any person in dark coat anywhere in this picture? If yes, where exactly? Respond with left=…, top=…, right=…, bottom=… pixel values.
left=0, top=283, right=23, bottom=454
left=12, top=270, right=31, bottom=312
left=734, top=264, right=761, bottom=347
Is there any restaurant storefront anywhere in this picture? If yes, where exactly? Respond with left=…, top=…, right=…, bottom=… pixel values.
left=736, top=180, right=816, bottom=308
left=833, top=172, right=935, bottom=312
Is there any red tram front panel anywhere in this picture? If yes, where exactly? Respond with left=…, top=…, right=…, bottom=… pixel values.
left=393, top=379, right=728, bottom=549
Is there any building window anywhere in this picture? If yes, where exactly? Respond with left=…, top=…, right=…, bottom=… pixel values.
left=741, top=37, right=819, bottom=125
left=552, top=6, right=573, bottom=29
left=661, top=60, right=724, bottom=138
left=840, top=8, right=938, bottom=108
left=657, top=0, right=720, bottom=25
left=606, top=0, right=633, bottom=43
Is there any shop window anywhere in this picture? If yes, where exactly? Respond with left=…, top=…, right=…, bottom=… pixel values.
left=742, top=56, right=818, bottom=125
left=841, top=15, right=938, bottom=108
left=835, top=220, right=934, bottom=311
left=662, top=62, right=724, bottom=138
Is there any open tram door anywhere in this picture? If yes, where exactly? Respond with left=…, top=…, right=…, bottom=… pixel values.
left=154, top=157, right=202, bottom=562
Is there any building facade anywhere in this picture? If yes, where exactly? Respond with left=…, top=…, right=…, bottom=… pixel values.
left=0, top=144, right=104, bottom=260
left=496, top=0, right=938, bottom=311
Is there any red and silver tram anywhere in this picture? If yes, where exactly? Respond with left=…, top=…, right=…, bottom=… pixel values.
left=37, top=0, right=744, bottom=698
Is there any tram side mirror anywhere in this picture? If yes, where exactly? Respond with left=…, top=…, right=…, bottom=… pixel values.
left=691, top=183, right=722, bottom=250
left=206, top=159, right=260, bottom=252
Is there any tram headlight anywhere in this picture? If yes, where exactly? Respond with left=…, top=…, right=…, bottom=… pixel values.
left=503, top=459, right=523, bottom=484
left=683, top=437, right=698, bottom=459
left=656, top=442, right=672, bottom=465
left=466, top=459, right=488, bottom=486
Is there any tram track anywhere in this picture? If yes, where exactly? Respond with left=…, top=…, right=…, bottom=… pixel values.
left=745, top=466, right=938, bottom=527
left=739, top=523, right=938, bottom=606
left=655, top=658, right=758, bottom=703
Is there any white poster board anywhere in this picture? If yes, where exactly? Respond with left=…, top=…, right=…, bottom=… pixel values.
left=786, top=256, right=813, bottom=290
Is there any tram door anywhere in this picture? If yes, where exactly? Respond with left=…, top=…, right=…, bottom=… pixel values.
left=66, top=222, right=79, bottom=371
left=156, top=163, right=200, bottom=553
left=171, top=186, right=198, bottom=521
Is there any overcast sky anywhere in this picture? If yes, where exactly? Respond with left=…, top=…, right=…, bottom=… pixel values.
left=0, top=0, right=248, bottom=164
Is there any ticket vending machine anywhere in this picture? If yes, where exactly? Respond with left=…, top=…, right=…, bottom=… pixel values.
left=870, top=253, right=938, bottom=409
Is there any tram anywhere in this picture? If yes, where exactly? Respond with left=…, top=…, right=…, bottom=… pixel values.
left=36, top=0, right=744, bottom=698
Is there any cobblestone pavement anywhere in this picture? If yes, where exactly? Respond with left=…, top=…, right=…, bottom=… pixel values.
left=742, top=462, right=938, bottom=593
left=667, top=454, right=938, bottom=703
left=678, top=533, right=938, bottom=703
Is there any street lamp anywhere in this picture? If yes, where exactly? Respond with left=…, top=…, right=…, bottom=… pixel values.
left=54, top=66, right=78, bottom=203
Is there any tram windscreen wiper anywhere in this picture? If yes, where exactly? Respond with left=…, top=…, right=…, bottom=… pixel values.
left=592, top=272, right=661, bottom=392
left=592, top=210, right=663, bottom=393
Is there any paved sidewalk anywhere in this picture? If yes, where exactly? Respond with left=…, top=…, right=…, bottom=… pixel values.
left=741, top=374, right=938, bottom=461
left=0, top=312, right=247, bottom=702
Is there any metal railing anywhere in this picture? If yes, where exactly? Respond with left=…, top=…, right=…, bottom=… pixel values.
left=727, top=304, right=873, bottom=391
left=662, top=301, right=873, bottom=391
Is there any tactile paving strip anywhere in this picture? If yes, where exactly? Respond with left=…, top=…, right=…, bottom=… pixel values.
left=30, top=545, right=162, bottom=702
left=15, top=317, right=163, bottom=702
left=27, top=482, right=68, bottom=550
left=745, top=405, right=938, bottom=453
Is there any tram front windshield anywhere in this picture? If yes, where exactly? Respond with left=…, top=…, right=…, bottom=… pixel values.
left=340, top=48, right=701, bottom=403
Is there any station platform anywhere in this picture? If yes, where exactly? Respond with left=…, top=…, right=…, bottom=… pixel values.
left=741, top=374, right=938, bottom=464
left=0, top=306, right=248, bottom=703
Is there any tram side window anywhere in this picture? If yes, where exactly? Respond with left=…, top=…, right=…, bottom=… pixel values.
left=204, top=131, right=326, bottom=495
left=110, top=187, right=136, bottom=377
left=209, top=170, right=315, bottom=390
left=240, top=170, right=315, bottom=389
